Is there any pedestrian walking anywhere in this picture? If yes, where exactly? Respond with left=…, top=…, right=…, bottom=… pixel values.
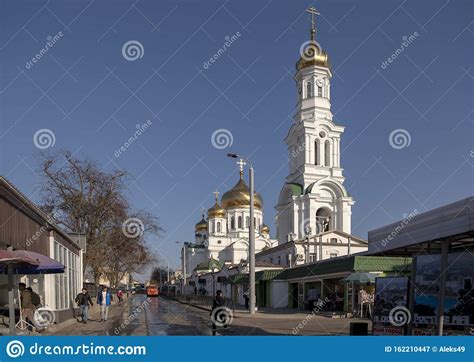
left=243, top=290, right=249, bottom=310
left=19, top=283, right=44, bottom=333
left=97, top=286, right=111, bottom=322
left=210, top=290, right=225, bottom=336
left=117, top=290, right=124, bottom=305
left=75, top=288, right=93, bottom=323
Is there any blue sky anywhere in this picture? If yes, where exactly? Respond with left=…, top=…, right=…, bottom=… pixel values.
left=1, top=0, right=473, bottom=279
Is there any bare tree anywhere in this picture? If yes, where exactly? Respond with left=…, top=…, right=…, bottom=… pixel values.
left=37, top=151, right=161, bottom=284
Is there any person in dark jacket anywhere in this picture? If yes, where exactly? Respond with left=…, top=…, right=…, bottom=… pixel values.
left=75, top=288, right=93, bottom=323
left=210, top=290, right=226, bottom=336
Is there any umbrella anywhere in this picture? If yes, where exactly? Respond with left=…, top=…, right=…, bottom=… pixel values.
left=342, top=272, right=378, bottom=283
left=0, top=250, right=40, bottom=335
left=8, top=250, right=64, bottom=274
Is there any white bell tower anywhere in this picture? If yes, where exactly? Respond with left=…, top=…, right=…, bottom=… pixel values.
left=276, top=7, right=354, bottom=244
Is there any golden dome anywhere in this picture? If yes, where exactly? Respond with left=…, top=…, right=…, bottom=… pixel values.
left=261, top=224, right=270, bottom=234
left=221, top=176, right=263, bottom=210
left=208, top=201, right=226, bottom=219
left=195, top=216, right=208, bottom=233
left=296, top=41, right=330, bottom=71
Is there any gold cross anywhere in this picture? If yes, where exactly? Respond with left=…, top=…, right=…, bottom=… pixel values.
left=237, top=159, right=246, bottom=178
left=213, top=190, right=220, bottom=202
left=305, top=6, right=320, bottom=40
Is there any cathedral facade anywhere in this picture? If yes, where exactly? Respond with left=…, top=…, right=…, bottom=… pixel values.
left=182, top=163, right=277, bottom=276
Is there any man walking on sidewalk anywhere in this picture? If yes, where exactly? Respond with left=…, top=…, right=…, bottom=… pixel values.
left=75, top=288, right=93, bottom=323
left=97, top=286, right=111, bottom=322
left=210, top=290, right=226, bottom=336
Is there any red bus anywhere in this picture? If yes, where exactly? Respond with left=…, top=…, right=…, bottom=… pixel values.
left=146, top=285, right=159, bottom=297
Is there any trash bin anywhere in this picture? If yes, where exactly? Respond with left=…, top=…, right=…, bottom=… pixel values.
left=350, top=322, right=368, bottom=335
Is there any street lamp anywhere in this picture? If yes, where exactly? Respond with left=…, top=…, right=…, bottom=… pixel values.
left=227, top=153, right=256, bottom=314
left=176, top=241, right=186, bottom=295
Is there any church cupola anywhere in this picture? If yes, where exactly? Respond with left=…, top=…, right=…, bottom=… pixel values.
left=296, top=6, right=330, bottom=72
left=295, top=6, right=332, bottom=105
left=207, top=190, right=227, bottom=236
left=195, top=214, right=208, bottom=233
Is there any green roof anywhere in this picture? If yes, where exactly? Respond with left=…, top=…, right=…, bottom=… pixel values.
left=278, top=256, right=411, bottom=281
left=229, top=270, right=284, bottom=284
left=195, top=258, right=224, bottom=272
left=287, top=183, right=303, bottom=196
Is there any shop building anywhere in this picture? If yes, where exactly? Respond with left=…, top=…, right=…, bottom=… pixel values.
left=0, top=176, right=85, bottom=323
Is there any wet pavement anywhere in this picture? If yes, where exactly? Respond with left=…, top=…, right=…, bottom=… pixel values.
left=115, top=294, right=214, bottom=336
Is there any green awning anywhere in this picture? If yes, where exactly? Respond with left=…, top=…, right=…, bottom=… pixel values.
left=279, top=256, right=411, bottom=281
left=229, top=270, right=284, bottom=284
left=194, top=258, right=224, bottom=272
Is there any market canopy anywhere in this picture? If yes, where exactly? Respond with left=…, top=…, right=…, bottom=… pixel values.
left=368, top=196, right=474, bottom=255
left=0, top=250, right=64, bottom=274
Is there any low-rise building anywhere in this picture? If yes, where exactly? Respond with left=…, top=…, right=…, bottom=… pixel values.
left=0, top=176, right=85, bottom=323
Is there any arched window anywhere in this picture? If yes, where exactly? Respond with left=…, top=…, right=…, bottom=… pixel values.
left=217, top=222, right=221, bottom=233
left=324, top=141, right=330, bottom=167
left=230, top=216, right=235, bottom=230
left=314, top=140, right=319, bottom=165
left=306, top=81, right=313, bottom=98
left=246, top=216, right=249, bottom=228
left=238, top=216, right=242, bottom=228
left=317, top=85, right=322, bottom=97
left=316, top=208, right=332, bottom=234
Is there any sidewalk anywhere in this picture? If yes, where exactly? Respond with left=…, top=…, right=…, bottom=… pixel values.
left=177, top=298, right=372, bottom=335
left=44, top=298, right=129, bottom=336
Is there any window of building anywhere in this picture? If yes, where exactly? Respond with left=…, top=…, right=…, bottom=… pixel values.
left=306, top=81, right=313, bottom=98
left=330, top=253, right=338, bottom=258
left=277, top=256, right=281, bottom=265
left=238, top=216, right=242, bottom=228
left=324, top=140, right=330, bottom=167
left=217, top=240, right=222, bottom=244
left=330, top=237, right=338, bottom=244
left=317, top=85, right=322, bottom=97
left=315, top=140, right=319, bottom=165
left=309, top=253, right=317, bottom=262
left=230, top=216, right=235, bottom=229
left=246, top=216, right=249, bottom=228
left=217, top=222, right=221, bottom=233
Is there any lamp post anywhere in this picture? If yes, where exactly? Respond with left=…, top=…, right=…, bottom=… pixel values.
left=227, top=153, right=256, bottom=314
left=176, top=241, right=186, bottom=295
